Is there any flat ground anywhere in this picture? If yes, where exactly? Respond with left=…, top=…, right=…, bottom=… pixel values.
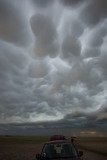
left=76, top=137, right=107, bottom=156
left=0, top=136, right=107, bottom=160
left=82, top=149, right=107, bottom=160
left=0, top=136, right=46, bottom=160
left=0, top=142, right=42, bottom=160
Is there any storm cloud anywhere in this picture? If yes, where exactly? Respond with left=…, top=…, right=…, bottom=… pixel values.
left=0, top=0, right=107, bottom=135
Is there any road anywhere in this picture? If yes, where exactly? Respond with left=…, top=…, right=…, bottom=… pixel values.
left=82, top=149, right=107, bottom=160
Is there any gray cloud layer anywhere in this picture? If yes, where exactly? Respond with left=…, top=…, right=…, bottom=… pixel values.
left=0, top=0, right=107, bottom=134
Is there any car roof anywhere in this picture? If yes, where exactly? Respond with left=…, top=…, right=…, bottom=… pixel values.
left=50, top=135, right=66, bottom=141
left=45, top=140, right=72, bottom=144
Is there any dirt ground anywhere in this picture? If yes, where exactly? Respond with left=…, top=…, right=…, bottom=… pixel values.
left=82, top=149, right=107, bottom=160
left=77, top=138, right=107, bottom=156
left=0, top=141, right=107, bottom=160
left=0, top=142, right=43, bottom=160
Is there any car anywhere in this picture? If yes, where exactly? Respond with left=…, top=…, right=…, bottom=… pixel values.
left=36, top=135, right=83, bottom=160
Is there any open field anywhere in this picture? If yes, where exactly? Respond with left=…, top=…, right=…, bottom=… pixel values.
left=0, top=142, right=41, bottom=160
left=0, top=135, right=48, bottom=143
left=0, top=136, right=107, bottom=160
left=76, top=137, right=107, bottom=156
left=0, top=136, right=48, bottom=160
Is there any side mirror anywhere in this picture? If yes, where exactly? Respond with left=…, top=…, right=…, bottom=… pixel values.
left=78, top=151, right=83, bottom=157
left=36, top=153, right=40, bottom=160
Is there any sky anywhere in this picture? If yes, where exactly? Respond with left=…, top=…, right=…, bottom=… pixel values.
left=0, top=0, right=107, bottom=136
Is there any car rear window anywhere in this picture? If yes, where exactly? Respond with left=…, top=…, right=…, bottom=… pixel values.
left=41, top=142, right=77, bottom=158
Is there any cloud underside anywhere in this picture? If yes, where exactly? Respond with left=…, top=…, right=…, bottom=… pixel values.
left=0, top=0, right=107, bottom=133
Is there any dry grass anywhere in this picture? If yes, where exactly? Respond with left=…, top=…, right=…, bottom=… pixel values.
left=77, top=137, right=107, bottom=156
left=0, top=142, right=41, bottom=160
left=0, top=136, right=48, bottom=160
left=0, top=136, right=107, bottom=159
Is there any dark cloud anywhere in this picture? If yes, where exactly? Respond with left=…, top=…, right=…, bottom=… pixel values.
left=0, top=0, right=107, bottom=135
left=61, top=35, right=81, bottom=62
left=30, top=14, right=56, bottom=41
left=30, top=14, right=59, bottom=58
left=83, top=47, right=101, bottom=58
left=80, top=0, right=107, bottom=26
left=28, top=60, right=50, bottom=78
left=60, top=0, right=84, bottom=7
left=32, top=0, right=53, bottom=8
left=99, top=50, right=107, bottom=77
left=0, top=40, right=28, bottom=72
left=0, top=40, right=37, bottom=122
left=70, top=20, right=84, bottom=38
left=0, top=0, right=32, bottom=46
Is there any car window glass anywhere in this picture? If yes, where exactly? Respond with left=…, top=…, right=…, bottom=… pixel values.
left=42, top=143, right=77, bottom=158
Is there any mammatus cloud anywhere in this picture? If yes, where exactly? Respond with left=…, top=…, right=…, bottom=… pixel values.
left=0, top=0, right=107, bottom=135
left=30, top=14, right=59, bottom=58
left=28, top=59, right=50, bottom=78
left=61, top=35, right=81, bottom=62
left=0, top=0, right=33, bottom=47
left=60, top=0, right=84, bottom=7
left=32, top=0, right=53, bottom=8
left=80, top=0, right=107, bottom=26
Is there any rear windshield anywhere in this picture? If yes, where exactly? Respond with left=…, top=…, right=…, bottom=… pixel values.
left=41, top=142, right=78, bottom=158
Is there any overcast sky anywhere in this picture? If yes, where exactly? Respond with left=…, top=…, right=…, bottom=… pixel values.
left=0, top=0, right=107, bottom=135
